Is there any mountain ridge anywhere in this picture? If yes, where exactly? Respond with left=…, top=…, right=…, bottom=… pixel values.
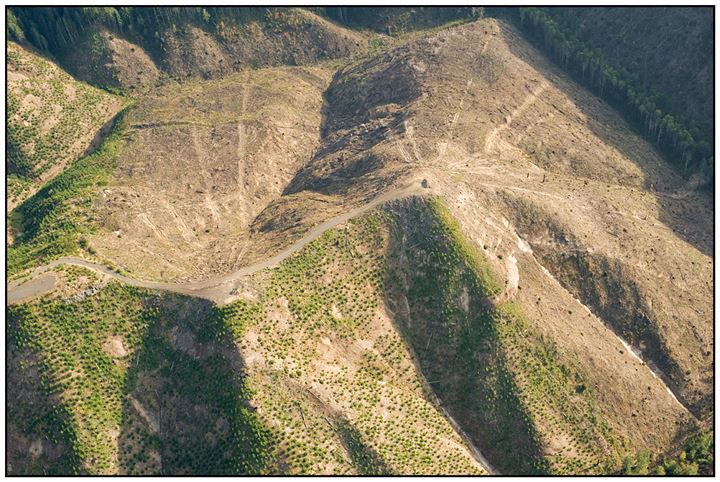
left=6, top=9, right=713, bottom=476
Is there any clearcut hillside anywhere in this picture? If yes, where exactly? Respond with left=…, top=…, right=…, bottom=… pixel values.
left=7, top=8, right=714, bottom=476
left=7, top=41, right=123, bottom=210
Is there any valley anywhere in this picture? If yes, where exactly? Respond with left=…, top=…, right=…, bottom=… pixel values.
left=6, top=7, right=714, bottom=476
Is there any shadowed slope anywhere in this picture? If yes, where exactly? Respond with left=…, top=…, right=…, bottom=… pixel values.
left=118, top=295, right=277, bottom=474
left=6, top=274, right=277, bottom=475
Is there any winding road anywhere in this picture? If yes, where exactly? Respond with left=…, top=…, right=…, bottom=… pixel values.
left=8, top=182, right=426, bottom=305
left=7, top=177, right=503, bottom=474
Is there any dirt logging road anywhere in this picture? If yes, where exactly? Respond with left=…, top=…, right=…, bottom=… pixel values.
left=8, top=182, right=426, bottom=305
left=5, top=174, right=696, bottom=420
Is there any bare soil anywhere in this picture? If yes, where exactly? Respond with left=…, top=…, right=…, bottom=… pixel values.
left=8, top=16, right=712, bottom=474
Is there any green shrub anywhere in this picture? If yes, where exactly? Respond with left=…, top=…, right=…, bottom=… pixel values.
left=8, top=108, right=129, bottom=276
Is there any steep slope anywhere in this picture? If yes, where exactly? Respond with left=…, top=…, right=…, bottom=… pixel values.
left=7, top=189, right=701, bottom=474
left=89, top=66, right=333, bottom=281
left=242, top=15, right=711, bottom=460
left=283, top=17, right=713, bottom=415
left=554, top=7, right=713, bottom=145
left=7, top=13, right=713, bottom=476
left=8, top=122, right=128, bottom=278
left=10, top=7, right=367, bottom=93
left=7, top=273, right=278, bottom=475
left=6, top=63, right=336, bottom=281
left=8, top=258, right=487, bottom=475
left=7, top=41, right=123, bottom=209
left=323, top=7, right=481, bottom=34
left=10, top=16, right=712, bottom=415
left=507, top=7, right=712, bottom=186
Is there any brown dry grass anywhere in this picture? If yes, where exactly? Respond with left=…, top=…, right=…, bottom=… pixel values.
left=84, top=18, right=711, bottom=421
left=11, top=15, right=711, bottom=474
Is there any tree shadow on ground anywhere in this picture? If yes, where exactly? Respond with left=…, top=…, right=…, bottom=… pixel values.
left=381, top=198, right=548, bottom=475
left=499, top=19, right=713, bottom=258
left=117, top=293, right=278, bottom=475
left=333, top=417, right=391, bottom=475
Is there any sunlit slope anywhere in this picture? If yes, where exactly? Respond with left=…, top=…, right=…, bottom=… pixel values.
left=8, top=194, right=699, bottom=474
left=7, top=41, right=123, bottom=209
left=6, top=14, right=712, bottom=476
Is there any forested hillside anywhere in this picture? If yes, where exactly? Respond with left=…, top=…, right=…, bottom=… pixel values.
left=508, top=7, right=713, bottom=185
left=7, top=7, right=365, bottom=92
left=554, top=7, right=712, bottom=152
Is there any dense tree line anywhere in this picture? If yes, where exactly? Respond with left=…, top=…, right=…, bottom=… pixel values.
left=622, top=429, right=713, bottom=475
left=7, top=7, right=267, bottom=57
left=512, top=7, right=713, bottom=183
left=9, top=6, right=711, bottom=184
left=7, top=7, right=484, bottom=73
left=321, top=7, right=482, bottom=32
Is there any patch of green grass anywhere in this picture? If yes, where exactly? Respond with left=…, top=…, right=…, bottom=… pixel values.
left=8, top=109, right=129, bottom=278
left=425, top=197, right=502, bottom=295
